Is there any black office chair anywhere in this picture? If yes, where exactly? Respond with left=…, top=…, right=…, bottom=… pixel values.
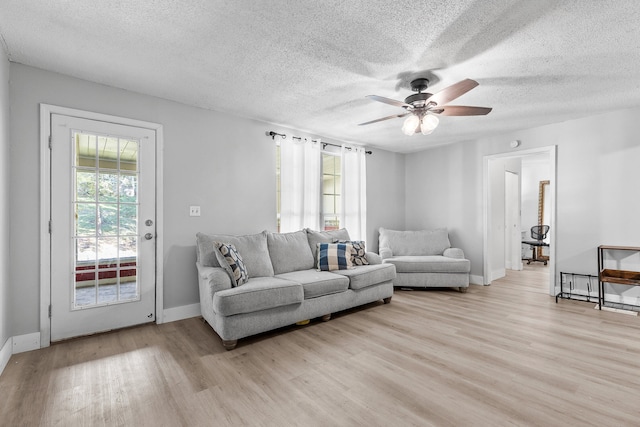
left=522, top=225, right=550, bottom=265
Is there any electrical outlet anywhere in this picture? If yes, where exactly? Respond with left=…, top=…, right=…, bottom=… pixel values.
left=189, top=205, right=201, bottom=217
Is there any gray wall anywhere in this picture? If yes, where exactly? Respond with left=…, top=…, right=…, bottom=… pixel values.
left=366, top=150, right=405, bottom=252
left=8, top=64, right=404, bottom=337
left=404, top=141, right=483, bottom=263
left=0, top=48, right=9, bottom=351
left=405, top=107, right=640, bottom=296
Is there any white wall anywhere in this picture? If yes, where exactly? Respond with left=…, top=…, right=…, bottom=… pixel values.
left=406, top=107, right=640, bottom=297
left=404, top=141, right=484, bottom=266
left=8, top=64, right=404, bottom=337
left=366, top=150, right=405, bottom=252
left=0, top=46, right=10, bottom=357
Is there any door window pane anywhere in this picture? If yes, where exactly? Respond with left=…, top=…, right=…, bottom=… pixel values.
left=98, top=172, right=118, bottom=202
left=76, top=204, right=97, bottom=236
left=72, top=131, right=141, bottom=309
left=76, top=170, right=96, bottom=202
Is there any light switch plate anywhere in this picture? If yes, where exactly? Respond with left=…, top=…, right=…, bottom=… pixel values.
left=189, top=205, right=201, bottom=217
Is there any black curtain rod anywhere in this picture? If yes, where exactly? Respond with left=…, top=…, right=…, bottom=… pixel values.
left=266, top=131, right=372, bottom=155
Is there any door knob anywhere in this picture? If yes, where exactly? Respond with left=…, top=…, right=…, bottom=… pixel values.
left=144, top=233, right=153, bottom=240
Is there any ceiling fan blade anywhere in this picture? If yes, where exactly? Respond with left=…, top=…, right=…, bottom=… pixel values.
left=430, top=105, right=492, bottom=116
left=366, top=95, right=411, bottom=109
left=358, top=112, right=410, bottom=126
left=427, top=79, right=479, bottom=106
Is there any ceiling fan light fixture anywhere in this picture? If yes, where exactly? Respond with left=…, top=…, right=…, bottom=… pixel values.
left=360, top=78, right=491, bottom=136
left=402, top=115, right=420, bottom=136
left=420, top=114, right=439, bottom=135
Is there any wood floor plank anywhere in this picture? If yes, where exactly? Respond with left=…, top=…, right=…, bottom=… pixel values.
left=2, top=264, right=639, bottom=426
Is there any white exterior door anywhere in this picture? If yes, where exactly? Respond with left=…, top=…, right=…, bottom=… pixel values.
left=50, top=114, right=156, bottom=341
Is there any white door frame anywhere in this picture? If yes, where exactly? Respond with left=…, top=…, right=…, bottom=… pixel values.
left=482, top=146, right=557, bottom=295
left=40, top=104, right=164, bottom=347
left=504, top=170, right=523, bottom=271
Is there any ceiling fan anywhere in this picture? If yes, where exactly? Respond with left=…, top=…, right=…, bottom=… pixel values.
left=359, top=78, right=492, bottom=136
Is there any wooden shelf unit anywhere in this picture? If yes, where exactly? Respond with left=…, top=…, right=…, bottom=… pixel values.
left=597, top=245, right=640, bottom=310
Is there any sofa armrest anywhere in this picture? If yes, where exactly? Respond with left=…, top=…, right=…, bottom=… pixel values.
left=379, top=247, right=393, bottom=260
left=443, top=247, right=465, bottom=259
left=365, top=251, right=382, bottom=265
left=196, top=263, right=233, bottom=294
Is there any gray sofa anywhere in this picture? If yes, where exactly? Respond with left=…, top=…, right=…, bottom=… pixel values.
left=379, top=228, right=470, bottom=292
left=196, top=228, right=396, bottom=350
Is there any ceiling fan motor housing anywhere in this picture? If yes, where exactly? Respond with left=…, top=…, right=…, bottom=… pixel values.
left=405, top=92, right=433, bottom=108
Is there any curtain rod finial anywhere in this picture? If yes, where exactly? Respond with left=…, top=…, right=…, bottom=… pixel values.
left=267, top=131, right=286, bottom=140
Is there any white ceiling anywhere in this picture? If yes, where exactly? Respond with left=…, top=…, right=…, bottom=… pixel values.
left=1, top=1, right=640, bottom=153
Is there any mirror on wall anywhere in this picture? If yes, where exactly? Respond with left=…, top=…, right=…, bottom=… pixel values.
left=537, top=180, right=550, bottom=261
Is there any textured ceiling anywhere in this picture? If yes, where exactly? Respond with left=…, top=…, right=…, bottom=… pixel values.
left=1, top=0, right=640, bottom=153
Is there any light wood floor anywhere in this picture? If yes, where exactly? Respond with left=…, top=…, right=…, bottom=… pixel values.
left=2, top=264, right=639, bottom=426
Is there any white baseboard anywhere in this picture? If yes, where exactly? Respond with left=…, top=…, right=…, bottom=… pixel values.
left=0, top=337, right=12, bottom=376
left=469, top=275, right=484, bottom=285
left=12, top=332, right=41, bottom=354
left=162, top=303, right=201, bottom=323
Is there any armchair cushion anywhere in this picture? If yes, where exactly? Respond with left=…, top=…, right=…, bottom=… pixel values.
left=383, top=255, right=470, bottom=274
left=379, top=228, right=451, bottom=256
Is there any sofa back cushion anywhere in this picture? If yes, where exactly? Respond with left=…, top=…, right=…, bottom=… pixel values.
left=196, top=230, right=274, bottom=277
left=379, top=228, right=451, bottom=256
left=306, top=228, right=351, bottom=260
left=267, top=230, right=315, bottom=274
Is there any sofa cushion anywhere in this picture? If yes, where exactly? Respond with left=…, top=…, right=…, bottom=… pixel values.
left=213, top=276, right=303, bottom=316
left=317, top=243, right=353, bottom=271
left=334, top=240, right=370, bottom=266
left=214, top=242, right=249, bottom=287
left=383, top=255, right=470, bottom=274
left=379, top=228, right=451, bottom=256
left=267, top=230, right=315, bottom=274
left=276, top=270, right=349, bottom=299
left=306, top=228, right=351, bottom=260
left=197, top=231, right=274, bottom=277
left=334, top=263, right=396, bottom=290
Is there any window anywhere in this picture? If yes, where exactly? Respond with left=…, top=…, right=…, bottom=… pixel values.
left=275, top=144, right=341, bottom=232
left=322, top=153, right=341, bottom=230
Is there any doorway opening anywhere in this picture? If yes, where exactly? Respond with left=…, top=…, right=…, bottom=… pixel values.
left=483, top=146, right=557, bottom=295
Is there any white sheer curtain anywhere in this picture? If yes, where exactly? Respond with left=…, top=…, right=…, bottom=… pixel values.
left=280, top=137, right=321, bottom=232
left=340, top=145, right=367, bottom=241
